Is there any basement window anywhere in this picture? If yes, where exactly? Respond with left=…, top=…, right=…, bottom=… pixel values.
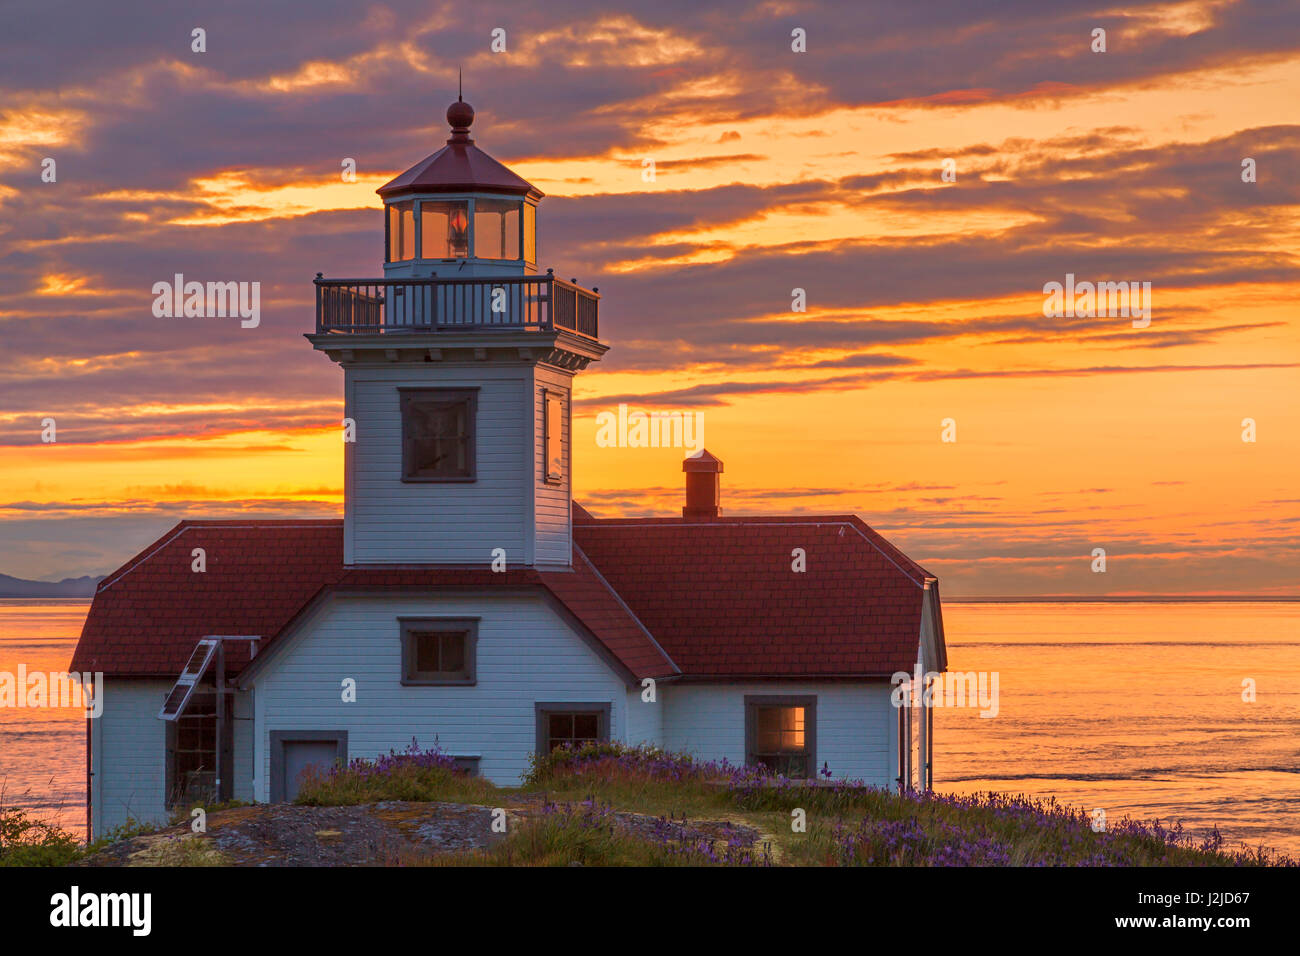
left=401, top=618, right=478, bottom=685
left=451, top=755, right=481, bottom=776
left=745, top=695, right=817, bottom=779
left=400, top=388, right=477, bottom=481
left=535, top=702, right=610, bottom=754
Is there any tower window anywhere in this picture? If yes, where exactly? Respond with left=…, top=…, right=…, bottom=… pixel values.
left=400, top=388, right=477, bottom=481
left=544, top=391, right=563, bottom=482
left=474, top=199, right=521, bottom=260
left=420, top=200, right=470, bottom=259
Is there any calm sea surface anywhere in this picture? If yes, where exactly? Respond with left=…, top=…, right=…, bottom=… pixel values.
left=1, top=599, right=1297, bottom=854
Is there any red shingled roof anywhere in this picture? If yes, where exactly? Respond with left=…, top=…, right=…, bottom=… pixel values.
left=538, top=548, right=679, bottom=680
left=70, top=520, right=674, bottom=681
left=571, top=515, right=931, bottom=678
left=71, top=521, right=342, bottom=677
left=377, top=141, right=539, bottom=200
left=71, top=512, right=934, bottom=682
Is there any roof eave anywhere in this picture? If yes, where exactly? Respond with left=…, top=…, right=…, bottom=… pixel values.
left=376, top=182, right=541, bottom=200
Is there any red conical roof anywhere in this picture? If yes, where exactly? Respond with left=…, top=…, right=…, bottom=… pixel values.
left=377, top=98, right=542, bottom=200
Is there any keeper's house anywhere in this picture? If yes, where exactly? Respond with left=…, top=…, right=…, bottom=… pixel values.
left=71, top=96, right=947, bottom=838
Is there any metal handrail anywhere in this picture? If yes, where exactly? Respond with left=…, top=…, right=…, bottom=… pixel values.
left=313, top=270, right=599, bottom=337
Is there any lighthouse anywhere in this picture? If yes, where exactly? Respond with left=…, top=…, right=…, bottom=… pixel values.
left=307, top=95, right=606, bottom=568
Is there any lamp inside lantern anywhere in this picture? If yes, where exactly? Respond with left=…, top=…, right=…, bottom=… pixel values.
left=448, top=206, right=469, bottom=257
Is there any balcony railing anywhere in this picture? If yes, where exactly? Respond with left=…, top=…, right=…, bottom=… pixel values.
left=313, top=270, right=599, bottom=338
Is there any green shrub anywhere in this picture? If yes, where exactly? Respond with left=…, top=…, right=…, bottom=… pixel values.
left=0, top=805, right=80, bottom=867
left=294, top=740, right=497, bottom=806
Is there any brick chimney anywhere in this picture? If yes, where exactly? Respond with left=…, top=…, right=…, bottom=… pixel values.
left=682, top=449, right=723, bottom=518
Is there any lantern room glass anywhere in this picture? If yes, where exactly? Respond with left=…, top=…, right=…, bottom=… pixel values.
left=474, top=199, right=521, bottom=260
left=388, top=201, right=416, bottom=262
left=523, top=202, right=536, bottom=265
left=420, top=200, right=470, bottom=259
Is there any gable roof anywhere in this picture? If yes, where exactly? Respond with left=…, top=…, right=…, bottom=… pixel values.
left=69, top=520, right=674, bottom=682
left=70, top=511, right=937, bottom=682
left=72, top=521, right=342, bottom=678
left=571, top=514, right=932, bottom=679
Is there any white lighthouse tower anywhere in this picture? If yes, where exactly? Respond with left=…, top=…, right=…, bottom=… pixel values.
left=307, top=95, right=606, bottom=568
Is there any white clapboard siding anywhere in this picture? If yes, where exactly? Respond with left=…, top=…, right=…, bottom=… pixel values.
left=250, top=592, right=630, bottom=795
left=231, top=689, right=254, bottom=803
left=91, top=681, right=256, bottom=838
left=347, top=364, right=531, bottom=565
left=533, top=365, right=573, bottom=566
left=623, top=684, right=663, bottom=748
left=93, top=681, right=168, bottom=837
left=660, top=682, right=897, bottom=787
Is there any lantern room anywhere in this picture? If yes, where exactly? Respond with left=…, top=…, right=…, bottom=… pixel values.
left=377, top=96, right=541, bottom=280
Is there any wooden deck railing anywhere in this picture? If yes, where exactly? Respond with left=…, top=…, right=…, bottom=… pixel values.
left=314, top=270, right=599, bottom=337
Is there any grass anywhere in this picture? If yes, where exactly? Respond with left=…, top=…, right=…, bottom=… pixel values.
left=14, top=742, right=1297, bottom=867
left=3, top=793, right=251, bottom=866
left=126, top=834, right=228, bottom=867
left=300, top=741, right=1298, bottom=867
left=427, top=798, right=771, bottom=866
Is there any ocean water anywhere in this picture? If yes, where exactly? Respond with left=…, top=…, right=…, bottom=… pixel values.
left=1, top=599, right=1297, bottom=855
left=931, top=602, right=1300, bottom=857
left=0, top=601, right=90, bottom=836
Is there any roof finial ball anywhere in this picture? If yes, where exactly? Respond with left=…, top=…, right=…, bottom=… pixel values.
left=447, top=97, right=474, bottom=142
left=447, top=69, right=474, bottom=143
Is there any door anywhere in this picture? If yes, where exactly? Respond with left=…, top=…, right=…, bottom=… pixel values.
left=270, top=731, right=347, bottom=802
left=283, top=741, right=338, bottom=800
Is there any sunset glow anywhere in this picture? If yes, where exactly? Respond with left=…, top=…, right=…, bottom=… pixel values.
left=2, top=2, right=1297, bottom=597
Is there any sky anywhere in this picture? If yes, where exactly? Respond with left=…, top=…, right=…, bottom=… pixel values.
left=1, top=0, right=1297, bottom=597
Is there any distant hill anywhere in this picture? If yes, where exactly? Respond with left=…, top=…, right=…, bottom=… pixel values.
left=0, top=573, right=103, bottom=598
